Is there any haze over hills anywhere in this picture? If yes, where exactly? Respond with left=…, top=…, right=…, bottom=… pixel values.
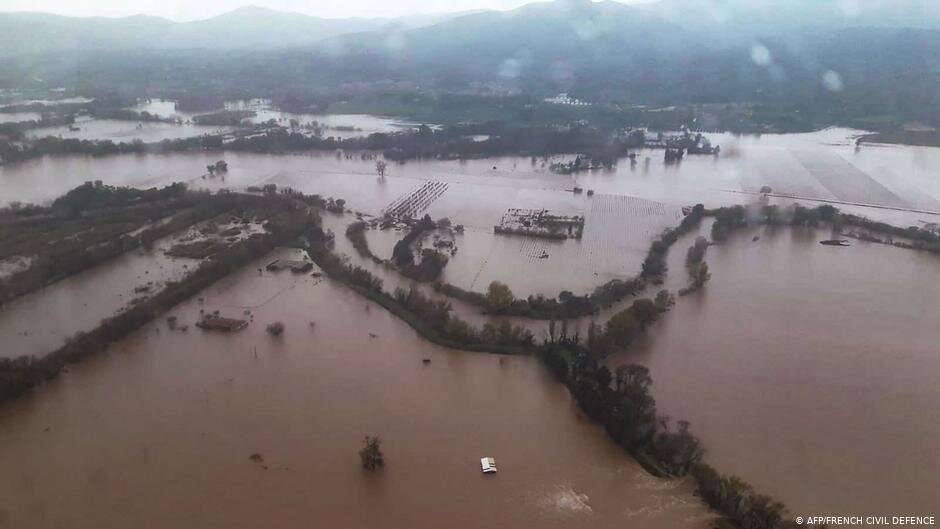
left=0, top=6, right=465, bottom=55
left=4, top=0, right=940, bottom=56
left=645, top=0, right=940, bottom=34
left=1, top=0, right=940, bottom=130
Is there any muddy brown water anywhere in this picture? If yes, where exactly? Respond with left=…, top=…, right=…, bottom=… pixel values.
left=0, top=249, right=713, bottom=529
left=4, top=128, right=940, bottom=228
left=609, top=225, right=940, bottom=521
left=2, top=130, right=940, bottom=525
left=0, top=239, right=195, bottom=359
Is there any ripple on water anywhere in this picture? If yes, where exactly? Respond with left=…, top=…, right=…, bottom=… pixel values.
left=535, top=484, right=594, bottom=515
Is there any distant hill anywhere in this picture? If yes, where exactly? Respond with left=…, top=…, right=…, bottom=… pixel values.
left=643, top=0, right=940, bottom=39
left=4, top=0, right=940, bottom=56
left=318, top=0, right=698, bottom=95
left=0, top=6, right=461, bottom=56
left=2, top=0, right=940, bottom=129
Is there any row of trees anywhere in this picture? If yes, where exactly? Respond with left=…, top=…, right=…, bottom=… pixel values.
left=680, top=235, right=711, bottom=295
left=391, top=215, right=450, bottom=282
left=436, top=277, right=648, bottom=320
left=4, top=118, right=649, bottom=168
left=1, top=194, right=319, bottom=402
left=707, top=202, right=940, bottom=257
left=641, top=204, right=707, bottom=279
left=538, top=322, right=815, bottom=529
left=0, top=183, right=238, bottom=305
left=345, top=221, right=382, bottom=264
left=308, top=234, right=534, bottom=353
left=538, top=335, right=703, bottom=477
left=429, top=205, right=705, bottom=321
left=693, top=463, right=819, bottom=529
left=312, top=202, right=822, bottom=528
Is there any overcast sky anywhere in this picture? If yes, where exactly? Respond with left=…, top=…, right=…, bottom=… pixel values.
left=0, top=0, right=652, bottom=20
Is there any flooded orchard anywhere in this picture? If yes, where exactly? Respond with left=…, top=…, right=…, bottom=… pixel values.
left=0, top=249, right=712, bottom=529
left=610, top=224, right=940, bottom=519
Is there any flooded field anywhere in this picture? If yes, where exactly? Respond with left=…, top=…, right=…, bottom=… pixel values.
left=224, top=99, right=424, bottom=137
left=3, top=128, right=940, bottom=223
left=128, top=99, right=197, bottom=120
left=0, top=232, right=199, bottom=359
left=0, top=97, right=94, bottom=107
left=2, top=128, right=940, bottom=526
left=609, top=224, right=940, bottom=519
left=0, top=249, right=712, bottom=529
left=4, top=128, right=938, bottom=297
left=25, top=115, right=233, bottom=143
left=246, top=112, right=422, bottom=138
left=0, top=112, right=41, bottom=123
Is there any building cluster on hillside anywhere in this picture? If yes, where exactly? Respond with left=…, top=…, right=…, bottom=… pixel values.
left=543, top=93, right=592, bottom=106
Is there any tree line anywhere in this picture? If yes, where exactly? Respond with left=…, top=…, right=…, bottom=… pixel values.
left=0, top=182, right=236, bottom=306
left=429, top=204, right=706, bottom=320
left=0, top=193, right=319, bottom=402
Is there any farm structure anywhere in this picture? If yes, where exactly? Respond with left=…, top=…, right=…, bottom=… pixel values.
left=494, top=208, right=585, bottom=240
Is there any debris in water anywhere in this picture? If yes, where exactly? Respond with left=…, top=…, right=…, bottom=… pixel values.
left=266, top=321, right=285, bottom=336
left=820, top=239, right=851, bottom=246
left=197, top=315, right=248, bottom=332
left=249, top=453, right=264, bottom=463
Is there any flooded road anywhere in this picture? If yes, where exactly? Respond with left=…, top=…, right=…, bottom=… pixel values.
left=610, top=226, right=940, bottom=519
left=0, top=249, right=712, bottom=529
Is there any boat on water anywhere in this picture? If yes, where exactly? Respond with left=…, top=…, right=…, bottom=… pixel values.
left=820, top=239, right=851, bottom=246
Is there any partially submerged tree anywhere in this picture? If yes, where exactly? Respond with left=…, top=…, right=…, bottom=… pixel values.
left=690, top=262, right=711, bottom=289
left=266, top=321, right=285, bottom=336
left=359, top=435, right=384, bottom=471
left=485, top=281, right=514, bottom=312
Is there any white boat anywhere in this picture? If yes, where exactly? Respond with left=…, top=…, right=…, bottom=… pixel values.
left=480, top=457, right=497, bottom=474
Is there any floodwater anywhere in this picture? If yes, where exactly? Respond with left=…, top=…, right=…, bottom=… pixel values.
left=6, top=128, right=938, bottom=296
left=0, top=231, right=198, bottom=359
left=0, top=97, right=94, bottom=108
left=0, top=248, right=713, bottom=529
left=0, top=112, right=41, bottom=123
left=245, top=112, right=423, bottom=139
left=129, top=99, right=419, bottom=139
left=128, top=99, right=197, bottom=120
left=2, top=128, right=940, bottom=526
left=609, top=224, right=940, bottom=521
left=224, top=98, right=425, bottom=137
left=25, top=115, right=233, bottom=143
left=4, top=128, right=940, bottom=223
